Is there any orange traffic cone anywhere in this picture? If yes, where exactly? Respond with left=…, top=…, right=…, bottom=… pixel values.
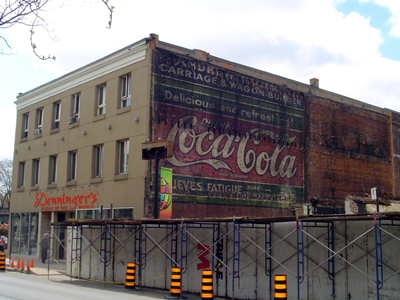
left=26, top=262, right=30, bottom=273
left=10, top=259, right=14, bottom=268
left=30, top=259, right=34, bottom=268
left=20, top=258, right=24, bottom=271
left=16, top=259, right=20, bottom=269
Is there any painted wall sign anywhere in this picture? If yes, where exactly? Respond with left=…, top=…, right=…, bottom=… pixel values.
left=153, top=50, right=305, bottom=110
left=152, top=49, right=305, bottom=205
left=33, top=192, right=98, bottom=211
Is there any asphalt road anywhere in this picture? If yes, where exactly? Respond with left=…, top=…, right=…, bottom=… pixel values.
left=0, top=270, right=191, bottom=300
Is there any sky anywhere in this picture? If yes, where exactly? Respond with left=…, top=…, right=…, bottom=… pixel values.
left=2, top=0, right=400, bottom=160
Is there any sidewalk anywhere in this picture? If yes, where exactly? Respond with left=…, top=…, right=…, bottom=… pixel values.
left=2, top=255, right=206, bottom=300
left=5, top=254, right=66, bottom=275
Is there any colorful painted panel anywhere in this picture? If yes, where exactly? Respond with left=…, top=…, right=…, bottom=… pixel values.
left=160, top=167, right=173, bottom=219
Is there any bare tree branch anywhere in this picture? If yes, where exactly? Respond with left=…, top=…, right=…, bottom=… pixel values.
left=0, top=35, right=12, bottom=49
left=30, top=17, right=56, bottom=60
left=100, top=0, right=114, bottom=29
left=0, top=0, right=115, bottom=59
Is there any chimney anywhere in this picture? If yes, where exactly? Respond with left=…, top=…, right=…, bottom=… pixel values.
left=310, top=78, right=319, bottom=88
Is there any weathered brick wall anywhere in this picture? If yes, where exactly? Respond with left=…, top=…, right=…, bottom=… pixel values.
left=391, top=112, right=400, bottom=197
left=144, top=194, right=295, bottom=218
left=173, top=202, right=294, bottom=218
left=306, top=96, right=393, bottom=200
left=146, top=47, right=305, bottom=219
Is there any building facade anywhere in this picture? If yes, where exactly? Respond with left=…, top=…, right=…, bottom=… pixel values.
left=10, top=34, right=399, bottom=257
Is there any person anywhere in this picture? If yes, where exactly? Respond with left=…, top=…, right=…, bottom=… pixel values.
left=39, top=233, right=49, bottom=263
left=0, top=236, right=6, bottom=252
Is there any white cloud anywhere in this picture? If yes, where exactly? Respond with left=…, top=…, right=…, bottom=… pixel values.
left=360, top=0, right=400, bottom=38
left=2, top=0, right=400, bottom=159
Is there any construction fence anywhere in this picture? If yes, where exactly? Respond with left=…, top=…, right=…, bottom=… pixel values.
left=50, top=213, right=400, bottom=300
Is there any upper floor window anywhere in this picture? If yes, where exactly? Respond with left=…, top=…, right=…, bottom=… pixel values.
left=36, top=108, right=43, bottom=128
left=120, top=74, right=131, bottom=108
left=49, top=155, right=57, bottom=184
left=118, top=140, right=129, bottom=174
left=71, top=93, right=80, bottom=120
left=35, top=108, right=43, bottom=135
left=32, top=159, right=40, bottom=186
left=68, top=150, right=77, bottom=181
left=18, top=162, right=25, bottom=188
left=22, top=113, right=29, bottom=138
left=53, top=101, right=61, bottom=129
left=97, top=85, right=106, bottom=116
left=93, top=145, right=104, bottom=178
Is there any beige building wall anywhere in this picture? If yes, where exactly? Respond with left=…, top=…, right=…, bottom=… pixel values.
left=11, top=40, right=152, bottom=220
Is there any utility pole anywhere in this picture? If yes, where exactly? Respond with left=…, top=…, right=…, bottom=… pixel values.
left=142, top=140, right=173, bottom=219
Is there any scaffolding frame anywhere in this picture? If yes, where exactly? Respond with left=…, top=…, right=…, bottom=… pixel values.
left=49, top=213, right=400, bottom=300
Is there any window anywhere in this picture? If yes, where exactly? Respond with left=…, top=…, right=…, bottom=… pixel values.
left=120, top=74, right=131, bottom=108
left=18, top=162, right=25, bottom=188
left=22, top=113, right=29, bottom=138
left=35, top=108, right=43, bottom=135
left=97, top=85, right=106, bottom=115
left=36, top=108, right=43, bottom=128
left=118, top=140, right=129, bottom=174
left=76, top=209, right=95, bottom=220
left=72, top=93, right=80, bottom=118
left=49, top=155, right=57, bottom=184
left=76, top=207, right=132, bottom=219
left=94, top=145, right=103, bottom=178
left=113, top=207, right=134, bottom=219
left=53, top=101, right=61, bottom=129
left=68, top=151, right=77, bottom=181
left=94, top=208, right=111, bottom=219
left=10, top=212, right=38, bottom=256
left=32, top=159, right=40, bottom=186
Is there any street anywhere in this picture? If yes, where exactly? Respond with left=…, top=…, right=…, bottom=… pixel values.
left=0, top=271, right=187, bottom=300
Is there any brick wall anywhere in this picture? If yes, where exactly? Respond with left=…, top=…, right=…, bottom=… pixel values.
left=306, top=96, right=393, bottom=200
left=144, top=196, right=295, bottom=218
left=391, top=112, right=400, bottom=197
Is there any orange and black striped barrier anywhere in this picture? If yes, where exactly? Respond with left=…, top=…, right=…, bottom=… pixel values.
left=124, top=263, right=136, bottom=289
left=166, top=267, right=187, bottom=299
left=0, top=252, right=5, bottom=272
left=201, top=270, right=213, bottom=300
left=274, top=274, right=287, bottom=299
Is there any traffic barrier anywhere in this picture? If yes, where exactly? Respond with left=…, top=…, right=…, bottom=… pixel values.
left=274, top=274, right=287, bottom=300
left=201, top=270, right=213, bottom=300
left=166, top=267, right=186, bottom=299
left=124, top=263, right=136, bottom=289
left=0, top=252, right=5, bottom=272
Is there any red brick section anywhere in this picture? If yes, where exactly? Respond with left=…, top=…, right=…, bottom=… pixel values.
left=172, top=203, right=293, bottom=218
left=306, top=96, right=393, bottom=200
left=391, top=112, right=400, bottom=197
left=144, top=200, right=294, bottom=219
